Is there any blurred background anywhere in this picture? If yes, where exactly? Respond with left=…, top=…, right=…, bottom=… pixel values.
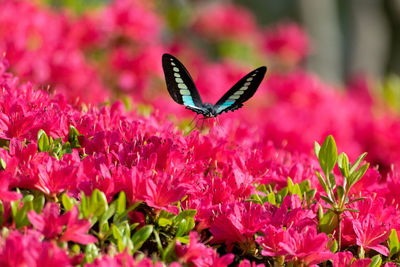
left=2, top=0, right=400, bottom=172
left=238, top=0, right=400, bottom=84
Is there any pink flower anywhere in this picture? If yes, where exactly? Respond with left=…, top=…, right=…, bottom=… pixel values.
left=238, top=259, right=265, bottom=267
left=209, top=202, right=270, bottom=250
left=353, top=214, right=389, bottom=256
left=176, top=232, right=234, bottom=267
left=256, top=225, right=290, bottom=257
left=28, top=202, right=65, bottom=239
left=143, top=172, right=189, bottom=214
left=60, top=206, right=97, bottom=244
left=192, top=4, right=258, bottom=41
left=0, top=230, right=71, bottom=266
left=332, top=252, right=372, bottom=267
left=331, top=251, right=353, bottom=267
left=263, top=22, right=308, bottom=65
left=279, top=226, right=333, bottom=266
left=0, top=172, right=22, bottom=202
left=85, top=252, right=135, bottom=267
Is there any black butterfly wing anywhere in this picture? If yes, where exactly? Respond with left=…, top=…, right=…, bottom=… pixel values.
left=162, top=54, right=207, bottom=115
left=214, top=66, right=267, bottom=115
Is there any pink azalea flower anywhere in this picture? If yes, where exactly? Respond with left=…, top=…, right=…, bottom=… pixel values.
left=192, top=4, right=258, bottom=41
left=352, top=214, right=389, bottom=256
left=0, top=230, right=71, bottom=266
left=256, top=225, right=290, bottom=257
left=0, top=173, right=22, bottom=202
left=176, top=232, right=234, bottom=267
left=342, top=196, right=396, bottom=250
left=28, top=202, right=65, bottom=239
left=60, top=206, right=97, bottom=244
left=85, top=252, right=135, bottom=267
left=279, top=226, right=333, bottom=266
left=209, top=202, right=270, bottom=251
left=263, top=22, right=309, bottom=66
left=238, top=259, right=265, bottom=267
left=143, top=172, right=189, bottom=214
left=331, top=251, right=353, bottom=267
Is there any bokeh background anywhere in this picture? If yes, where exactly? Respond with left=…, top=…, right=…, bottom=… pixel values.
left=2, top=0, right=400, bottom=173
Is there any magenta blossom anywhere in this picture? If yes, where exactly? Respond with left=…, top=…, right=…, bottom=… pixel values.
left=176, top=232, right=234, bottom=267
left=28, top=202, right=65, bottom=239
left=60, top=206, right=97, bottom=244
left=279, top=226, right=333, bottom=266
left=0, top=230, right=72, bottom=266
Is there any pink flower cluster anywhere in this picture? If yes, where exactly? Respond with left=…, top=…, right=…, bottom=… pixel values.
left=0, top=0, right=400, bottom=266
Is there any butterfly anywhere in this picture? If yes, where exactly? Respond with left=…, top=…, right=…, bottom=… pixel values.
left=162, top=53, right=267, bottom=118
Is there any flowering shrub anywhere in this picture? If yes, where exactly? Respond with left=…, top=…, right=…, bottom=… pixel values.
left=1, top=0, right=400, bottom=266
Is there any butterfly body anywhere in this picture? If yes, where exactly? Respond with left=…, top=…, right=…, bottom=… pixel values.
left=162, top=53, right=266, bottom=118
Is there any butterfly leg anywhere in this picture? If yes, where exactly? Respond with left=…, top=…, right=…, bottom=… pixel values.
left=215, top=117, right=225, bottom=134
left=189, top=113, right=199, bottom=127
left=186, top=115, right=199, bottom=134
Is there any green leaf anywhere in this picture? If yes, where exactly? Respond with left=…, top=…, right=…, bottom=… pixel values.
left=306, top=189, right=316, bottom=204
left=349, top=163, right=370, bottom=187
left=99, top=203, right=115, bottom=234
left=320, top=195, right=334, bottom=206
left=350, top=152, right=368, bottom=174
left=318, top=135, right=338, bottom=174
left=329, top=238, right=338, bottom=253
left=61, top=193, right=74, bottom=211
left=176, top=236, right=190, bottom=244
left=68, top=125, right=82, bottom=148
left=80, top=192, right=89, bottom=218
left=267, top=192, right=276, bottom=205
left=161, top=239, right=177, bottom=263
left=317, top=204, right=324, bottom=221
left=299, top=179, right=311, bottom=192
left=338, top=152, right=350, bottom=178
left=287, top=177, right=294, bottom=191
left=37, top=130, right=50, bottom=152
left=132, top=225, right=153, bottom=253
left=336, top=185, right=345, bottom=204
left=291, top=184, right=302, bottom=199
left=276, top=187, right=288, bottom=205
left=15, top=200, right=33, bottom=228
left=32, top=194, right=45, bottom=213
left=315, top=171, right=328, bottom=194
left=90, top=189, right=108, bottom=217
left=256, top=184, right=268, bottom=193
left=319, top=210, right=338, bottom=234
left=389, top=229, right=400, bottom=258
left=0, top=157, right=6, bottom=170
left=112, top=224, right=122, bottom=240
left=328, top=173, right=336, bottom=190
left=368, top=254, right=382, bottom=267
left=116, top=191, right=126, bottom=216
left=84, top=243, right=99, bottom=264
left=347, top=197, right=366, bottom=205
left=314, top=141, right=321, bottom=157
left=176, top=218, right=188, bottom=237
left=343, top=208, right=360, bottom=213
left=175, top=209, right=197, bottom=223
left=114, top=201, right=142, bottom=223
left=158, top=218, right=172, bottom=227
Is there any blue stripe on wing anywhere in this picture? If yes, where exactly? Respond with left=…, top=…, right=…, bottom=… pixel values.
left=182, top=95, right=195, bottom=106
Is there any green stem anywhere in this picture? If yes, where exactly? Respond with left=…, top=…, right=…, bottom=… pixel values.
left=337, top=211, right=342, bottom=251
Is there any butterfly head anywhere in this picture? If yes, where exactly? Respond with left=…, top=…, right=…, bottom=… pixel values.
left=202, top=103, right=218, bottom=118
